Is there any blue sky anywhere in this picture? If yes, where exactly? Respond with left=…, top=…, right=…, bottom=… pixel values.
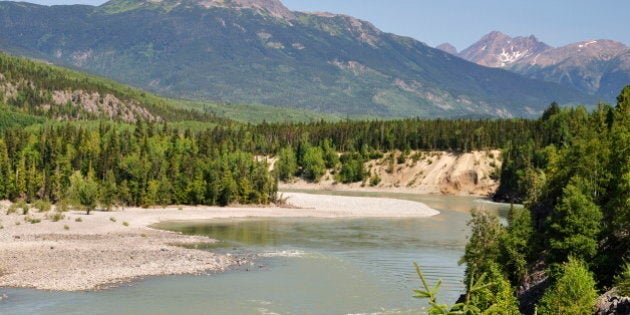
left=23, top=0, right=630, bottom=50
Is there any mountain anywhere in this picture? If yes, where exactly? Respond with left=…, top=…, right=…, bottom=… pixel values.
left=0, top=51, right=226, bottom=125
left=458, top=31, right=630, bottom=101
left=0, top=0, right=596, bottom=118
left=436, top=43, right=458, bottom=55
left=0, top=50, right=343, bottom=126
left=459, top=31, right=552, bottom=68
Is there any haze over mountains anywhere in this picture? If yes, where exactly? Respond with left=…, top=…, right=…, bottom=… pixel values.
left=440, top=31, right=630, bottom=102
left=0, top=0, right=600, bottom=118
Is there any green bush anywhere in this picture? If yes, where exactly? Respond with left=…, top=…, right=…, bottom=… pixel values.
left=537, top=258, right=597, bottom=315
left=33, top=200, right=52, bottom=212
left=275, top=147, right=297, bottom=181
left=46, top=211, right=65, bottom=222
left=460, top=209, right=505, bottom=285
left=614, top=262, right=630, bottom=296
left=337, top=153, right=366, bottom=183
left=369, top=174, right=381, bottom=187
left=301, top=147, right=326, bottom=182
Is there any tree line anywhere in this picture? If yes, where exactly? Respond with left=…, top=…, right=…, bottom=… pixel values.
left=0, top=122, right=276, bottom=209
left=450, top=86, right=630, bottom=314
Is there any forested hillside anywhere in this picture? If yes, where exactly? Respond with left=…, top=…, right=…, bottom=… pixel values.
left=0, top=52, right=221, bottom=123
left=435, top=86, right=630, bottom=314
left=0, top=0, right=596, bottom=118
left=0, top=52, right=339, bottom=125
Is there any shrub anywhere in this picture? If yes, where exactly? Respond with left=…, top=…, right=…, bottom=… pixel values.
left=20, top=202, right=30, bottom=215
left=537, top=258, right=598, bottom=315
left=275, top=147, right=297, bottom=181
left=337, top=153, right=366, bottom=183
left=460, top=209, right=505, bottom=285
left=614, top=262, right=630, bottom=296
left=33, top=200, right=52, bottom=212
left=56, top=199, right=69, bottom=212
left=6, top=203, right=19, bottom=215
left=301, top=147, right=326, bottom=182
left=369, top=174, right=381, bottom=187
left=46, top=211, right=65, bottom=222
left=24, top=216, right=41, bottom=224
left=397, top=152, right=406, bottom=164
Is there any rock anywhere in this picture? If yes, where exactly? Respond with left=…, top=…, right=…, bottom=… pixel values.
left=595, top=291, right=630, bottom=315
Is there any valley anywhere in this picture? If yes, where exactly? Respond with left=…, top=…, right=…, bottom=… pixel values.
left=0, top=1, right=627, bottom=314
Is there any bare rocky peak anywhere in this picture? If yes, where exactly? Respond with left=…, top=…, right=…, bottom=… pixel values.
left=459, top=31, right=551, bottom=67
left=459, top=31, right=629, bottom=69
left=436, top=43, right=458, bottom=55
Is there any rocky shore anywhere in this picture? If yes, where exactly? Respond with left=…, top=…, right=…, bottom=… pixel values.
left=0, top=192, right=438, bottom=291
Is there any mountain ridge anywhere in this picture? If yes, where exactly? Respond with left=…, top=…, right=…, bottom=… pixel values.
left=451, top=31, right=630, bottom=101
left=0, top=1, right=597, bottom=118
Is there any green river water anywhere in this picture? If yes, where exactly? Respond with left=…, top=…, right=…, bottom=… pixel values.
left=1, top=191, right=513, bottom=315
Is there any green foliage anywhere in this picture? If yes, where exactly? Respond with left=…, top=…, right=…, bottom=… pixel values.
left=301, top=147, right=326, bottom=182
left=537, top=258, right=597, bottom=315
left=413, top=263, right=519, bottom=314
left=614, top=262, right=630, bottom=296
left=69, top=171, right=99, bottom=215
left=546, top=177, right=602, bottom=265
left=337, top=152, right=366, bottom=183
left=33, top=199, right=52, bottom=212
left=461, top=209, right=505, bottom=286
left=500, top=206, right=534, bottom=285
left=369, top=173, right=381, bottom=187
left=0, top=52, right=228, bottom=125
left=275, top=147, right=298, bottom=182
left=46, top=211, right=65, bottom=222
left=491, top=87, right=630, bottom=289
left=99, top=170, right=118, bottom=211
left=468, top=262, right=521, bottom=314
left=0, top=1, right=596, bottom=119
left=321, top=139, right=340, bottom=169
left=0, top=122, right=277, bottom=209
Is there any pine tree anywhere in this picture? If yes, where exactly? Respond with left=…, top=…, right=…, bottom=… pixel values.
left=547, top=177, right=603, bottom=265
left=99, top=170, right=118, bottom=211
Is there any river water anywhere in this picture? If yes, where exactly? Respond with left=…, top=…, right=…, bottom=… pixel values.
left=1, top=191, right=512, bottom=315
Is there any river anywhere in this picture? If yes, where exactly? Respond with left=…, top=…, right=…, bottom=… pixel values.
left=1, top=191, right=513, bottom=315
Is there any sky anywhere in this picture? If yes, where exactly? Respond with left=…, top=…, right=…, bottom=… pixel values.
left=23, top=0, right=630, bottom=50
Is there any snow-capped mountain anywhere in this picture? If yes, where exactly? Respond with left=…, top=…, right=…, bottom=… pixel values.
left=450, top=31, right=630, bottom=101
left=457, top=31, right=551, bottom=67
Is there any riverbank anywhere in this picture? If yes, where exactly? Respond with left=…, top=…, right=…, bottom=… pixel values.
left=0, top=192, right=438, bottom=291
left=279, top=150, right=502, bottom=197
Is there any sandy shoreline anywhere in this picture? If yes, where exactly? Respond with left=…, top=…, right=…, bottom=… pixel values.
left=0, top=192, right=438, bottom=291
